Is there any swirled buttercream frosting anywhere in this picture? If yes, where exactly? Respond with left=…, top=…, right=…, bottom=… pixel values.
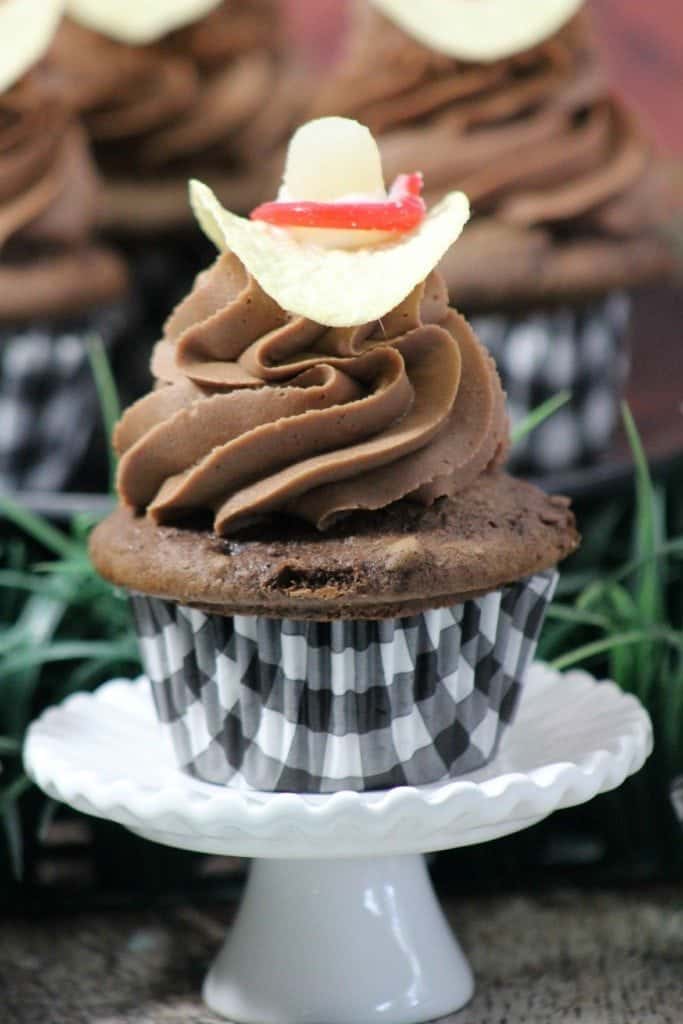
left=313, top=11, right=654, bottom=238
left=50, top=1, right=296, bottom=182
left=0, top=70, right=99, bottom=255
left=0, top=66, right=129, bottom=320
left=115, top=253, right=508, bottom=534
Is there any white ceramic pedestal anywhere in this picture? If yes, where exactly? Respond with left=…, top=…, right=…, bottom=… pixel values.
left=205, top=855, right=473, bottom=1024
left=24, top=664, right=652, bottom=1024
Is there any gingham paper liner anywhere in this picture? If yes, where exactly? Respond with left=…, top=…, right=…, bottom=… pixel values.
left=0, top=302, right=130, bottom=492
left=131, top=570, right=558, bottom=793
left=471, top=292, right=630, bottom=475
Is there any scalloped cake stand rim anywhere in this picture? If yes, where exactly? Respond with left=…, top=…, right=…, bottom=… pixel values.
left=23, top=663, right=653, bottom=1024
left=23, top=662, right=652, bottom=858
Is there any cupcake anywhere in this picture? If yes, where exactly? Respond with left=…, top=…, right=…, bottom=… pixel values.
left=50, top=0, right=302, bottom=233
left=0, top=0, right=131, bottom=493
left=90, top=117, right=579, bottom=793
left=311, top=1, right=678, bottom=475
left=47, top=0, right=305, bottom=398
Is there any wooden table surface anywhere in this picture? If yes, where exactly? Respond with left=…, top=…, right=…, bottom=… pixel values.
left=2, top=885, right=682, bottom=1023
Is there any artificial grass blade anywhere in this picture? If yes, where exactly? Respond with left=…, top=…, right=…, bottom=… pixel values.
left=544, top=605, right=610, bottom=629
left=86, top=334, right=121, bottom=492
left=621, top=402, right=666, bottom=702
left=2, top=801, right=24, bottom=881
left=511, top=389, right=571, bottom=446
left=552, top=627, right=683, bottom=672
left=0, top=774, right=31, bottom=812
left=0, top=497, right=79, bottom=559
left=0, top=639, right=140, bottom=677
left=622, top=402, right=664, bottom=623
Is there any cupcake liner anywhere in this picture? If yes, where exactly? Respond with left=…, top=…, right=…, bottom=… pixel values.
left=131, top=569, right=558, bottom=793
left=471, top=292, right=631, bottom=475
left=0, top=300, right=133, bottom=493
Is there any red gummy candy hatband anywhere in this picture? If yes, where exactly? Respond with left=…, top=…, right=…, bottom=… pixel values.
left=250, top=173, right=426, bottom=233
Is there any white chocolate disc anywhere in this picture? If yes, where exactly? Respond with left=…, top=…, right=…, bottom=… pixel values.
left=66, top=0, right=223, bottom=45
left=190, top=178, right=470, bottom=327
left=370, top=0, right=586, bottom=62
left=0, top=0, right=64, bottom=92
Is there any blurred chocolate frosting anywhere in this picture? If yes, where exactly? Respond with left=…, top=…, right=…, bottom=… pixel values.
left=115, top=253, right=508, bottom=534
left=312, top=8, right=678, bottom=307
left=0, top=68, right=127, bottom=319
left=48, top=0, right=305, bottom=232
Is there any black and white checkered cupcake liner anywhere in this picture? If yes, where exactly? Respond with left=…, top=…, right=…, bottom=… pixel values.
left=471, top=292, right=631, bottom=476
left=0, top=301, right=133, bottom=493
left=131, top=569, right=558, bottom=793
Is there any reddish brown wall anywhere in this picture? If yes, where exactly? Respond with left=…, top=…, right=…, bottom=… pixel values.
left=591, top=0, right=683, bottom=152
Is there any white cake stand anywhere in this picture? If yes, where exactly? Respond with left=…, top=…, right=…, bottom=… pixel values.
left=24, top=663, right=652, bottom=1024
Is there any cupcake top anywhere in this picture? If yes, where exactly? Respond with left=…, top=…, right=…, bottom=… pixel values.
left=48, top=0, right=302, bottom=230
left=0, top=0, right=127, bottom=319
left=0, top=0, right=91, bottom=255
left=313, top=3, right=676, bottom=307
left=94, top=473, right=578, bottom=618
left=112, top=117, right=508, bottom=536
left=93, top=117, right=580, bottom=616
left=0, top=73, right=93, bottom=248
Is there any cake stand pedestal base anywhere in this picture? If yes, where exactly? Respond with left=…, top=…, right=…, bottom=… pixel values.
left=204, top=855, right=473, bottom=1024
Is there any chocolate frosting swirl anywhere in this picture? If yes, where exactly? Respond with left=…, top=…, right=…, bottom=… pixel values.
left=115, top=253, right=508, bottom=534
left=50, top=1, right=298, bottom=182
left=0, top=67, right=129, bottom=319
left=0, top=68, right=99, bottom=255
left=313, top=10, right=654, bottom=238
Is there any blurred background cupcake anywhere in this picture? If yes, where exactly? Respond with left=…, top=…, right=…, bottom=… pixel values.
left=311, top=0, right=681, bottom=475
left=47, top=0, right=305, bottom=375
left=0, top=0, right=132, bottom=495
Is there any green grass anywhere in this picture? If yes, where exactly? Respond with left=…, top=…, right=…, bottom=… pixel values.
left=537, top=404, right=683, bottom=868
left=539, top=403, right=683, bottom=719
left=0, top=338, right=135, bottom=879
left=510, top=390, right=571, bottom=446
left=86, top=334, right=121, bottom=492
left=0, top=505, right=140, bottom=877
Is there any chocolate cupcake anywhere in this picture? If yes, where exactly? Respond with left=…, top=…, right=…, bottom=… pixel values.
left=312, top=1, right=678, bottom=474
left=0, top=0, right=131, bottom=493
left=48, top=0, right=305, bottom=400
left=50, top=0, right=302, bottom=233
left=91, top=118, right=579, bottom=792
